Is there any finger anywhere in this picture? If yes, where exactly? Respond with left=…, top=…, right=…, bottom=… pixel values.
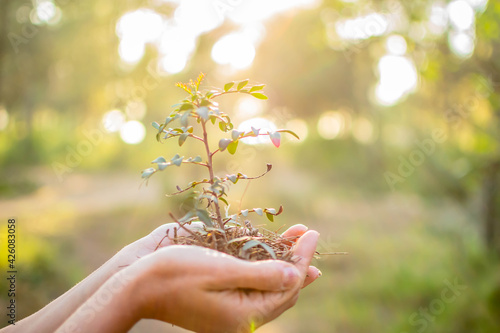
left=302, top=266, right=321, bottom=288
left=213, top=259, right=300, bottom=292
left=292, top=230, right=319, bottom=275
left=281, top=224, right=308, bottom=245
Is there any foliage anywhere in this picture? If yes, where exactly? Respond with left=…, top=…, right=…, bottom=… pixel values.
left=141, top=74, right=298, bottom=231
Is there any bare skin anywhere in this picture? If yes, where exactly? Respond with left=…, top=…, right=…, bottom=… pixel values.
left=1, top=224, right=320, bottom=333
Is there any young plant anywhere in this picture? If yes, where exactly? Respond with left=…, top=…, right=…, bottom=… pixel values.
left=141, top=73, right=301, bottom=261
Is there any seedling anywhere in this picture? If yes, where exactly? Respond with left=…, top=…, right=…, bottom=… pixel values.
left=141, top=74, right=303, bottom=261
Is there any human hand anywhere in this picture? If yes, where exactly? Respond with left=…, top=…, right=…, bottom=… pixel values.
left=118, top=222, right=321, bottom=290
left=123, top=229, right=320, bottom=333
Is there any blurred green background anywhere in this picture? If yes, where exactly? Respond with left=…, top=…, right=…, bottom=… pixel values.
left=1, top=0, right=500, bottom=332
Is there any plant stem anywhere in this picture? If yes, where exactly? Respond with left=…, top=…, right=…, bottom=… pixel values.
left=201, top=120, right=224, bottom=229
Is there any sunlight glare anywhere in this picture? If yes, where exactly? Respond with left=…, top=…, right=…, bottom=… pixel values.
left=448, top=31, right=475, bottom=58
left=352, top=117, right=375, bottom=144
left=317, top=112, right=345, bottom=140
left=335, top=13, right=388, bottom=40
left=285, top=118, right=308, bottom=142
left=120, top=121, right=146, bottom=145
left=375, top=55, right=418, bottom=106
left=118, top=38, right=145, bottom=64
left=386, top=35, right=407, bottom=55
left=447, top=0, right=475, bottom=31
left=236, top=96, right=264, bottom=119
left=102, top=110, right=125, bottom=133
left=212, top=33, right=256, bottom=70
left=238, top=118, right=277, bottom=145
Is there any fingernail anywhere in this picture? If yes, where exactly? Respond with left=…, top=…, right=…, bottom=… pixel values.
left=283, top=267, right=299, bottom=289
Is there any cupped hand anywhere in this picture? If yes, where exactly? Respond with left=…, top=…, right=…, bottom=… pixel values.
left=124, top=229, right=319, bottom=333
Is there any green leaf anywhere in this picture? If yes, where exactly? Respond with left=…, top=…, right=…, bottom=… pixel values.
left=224, top=82, right=234, bottom=92
left=151, top=156, right=167, bottom=164
left=210, top=116, right=217, bottom=125
left=196, top=106, right=209, bottom=121
left=276, top=129, right=300, bottom=140
left=266, top=212, right=274, bottom=222
left=179, top=103, right=193, bottom=111
left=141, top=168, right=155, bottom=179
left=219, top=138, right=232, bottom=151
left=254, top=208, right=263, bottom=216
left=269, top=132, right=281, bottom=147
left=231, top=130, right=242, bottom=141
left=219, top=197, right=228, bottom=205
left=196, top=209, right=213, bottom=227
left=265, top=208, right=276, bottom=214
left=152, top=121, right=160, bottom=130
left=227, top=140, right=238, bottom=155
left=179, top=133, right=189, bottom=146
left=193, top=156, right=202, bottom=163
left=237, top=80, right=249, bottom=91
left=249, top=84, right=265, bottom=92
left=250, top=93, right=268, bottom=100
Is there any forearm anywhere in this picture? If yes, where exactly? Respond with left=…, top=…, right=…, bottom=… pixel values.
left=1, top=245, right=136, bottom=333
left=55, top=268, right=140, bottom=333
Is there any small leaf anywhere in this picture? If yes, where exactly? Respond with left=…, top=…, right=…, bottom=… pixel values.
left=196, top=107, right=209, bottom=121
left=276, top=129, right=300, bottom=140
left=193, top=156, right=202, bottom=163
left=158, top=162, right=169, bottom=171
left=210, top=116, right=217, bottom=125
left=251, top=127, right=260, bottom=136
left=181, top=111, right=190, bottom=127
left=266, top=163, right=272, bottom=172
left=151, top=156, right=167, bottom=164
left=224, top=82, right=235, bottom=92
left=227, top=174, right=238, bottom=184
left=249, top=84, right=265, bottom=92
left=179, top=133, right=189, bottom=146
left=231, top=130, right=242, bottom=141
left=179, top=103, right=193, bottom=111
left=250, top=92, right=268, bottom=100
left=266, top=212, right=274, bottom=222
left=171, top=154, right=180, bottom=160
left=219, top=122, right=227, bottom=132
left=266, top=208, right=276, bottom=215
left=219, top=197, right=228, bottom=205
left=141, top=168, right=155, bottom=179
left=269, top=132, right=281, bottom=147
left=152, top=121, right=160, bottom=130
left=254, top=208, right=263, bottom=216
left=227, top=140, right=238, bottom=155
left=196, top=209, right=213, bottom=227
left=237, top=80, right=249, bottom=90
left=241, top=209, right=249, bottom=217
left=172, top=156, right=184, bottom=166
left=219, top=138, right=232, bottom=151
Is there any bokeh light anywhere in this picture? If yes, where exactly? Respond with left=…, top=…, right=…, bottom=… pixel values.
left=102, top=110, right=125, bottom=133
left=447, top=0, right=475, bottom=31
left=212, top=32, right=256, bottom=70
left=238, top=118, right=277, bottom=145
left=119, top=120, right=146, bottom=145
left=0, top=106, right=9, bottom=131
left=317, top=111, right=345, bottom=140
left=375, top=55, right=418, bottom=106
left=285, top=118, right=309, bottom=143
